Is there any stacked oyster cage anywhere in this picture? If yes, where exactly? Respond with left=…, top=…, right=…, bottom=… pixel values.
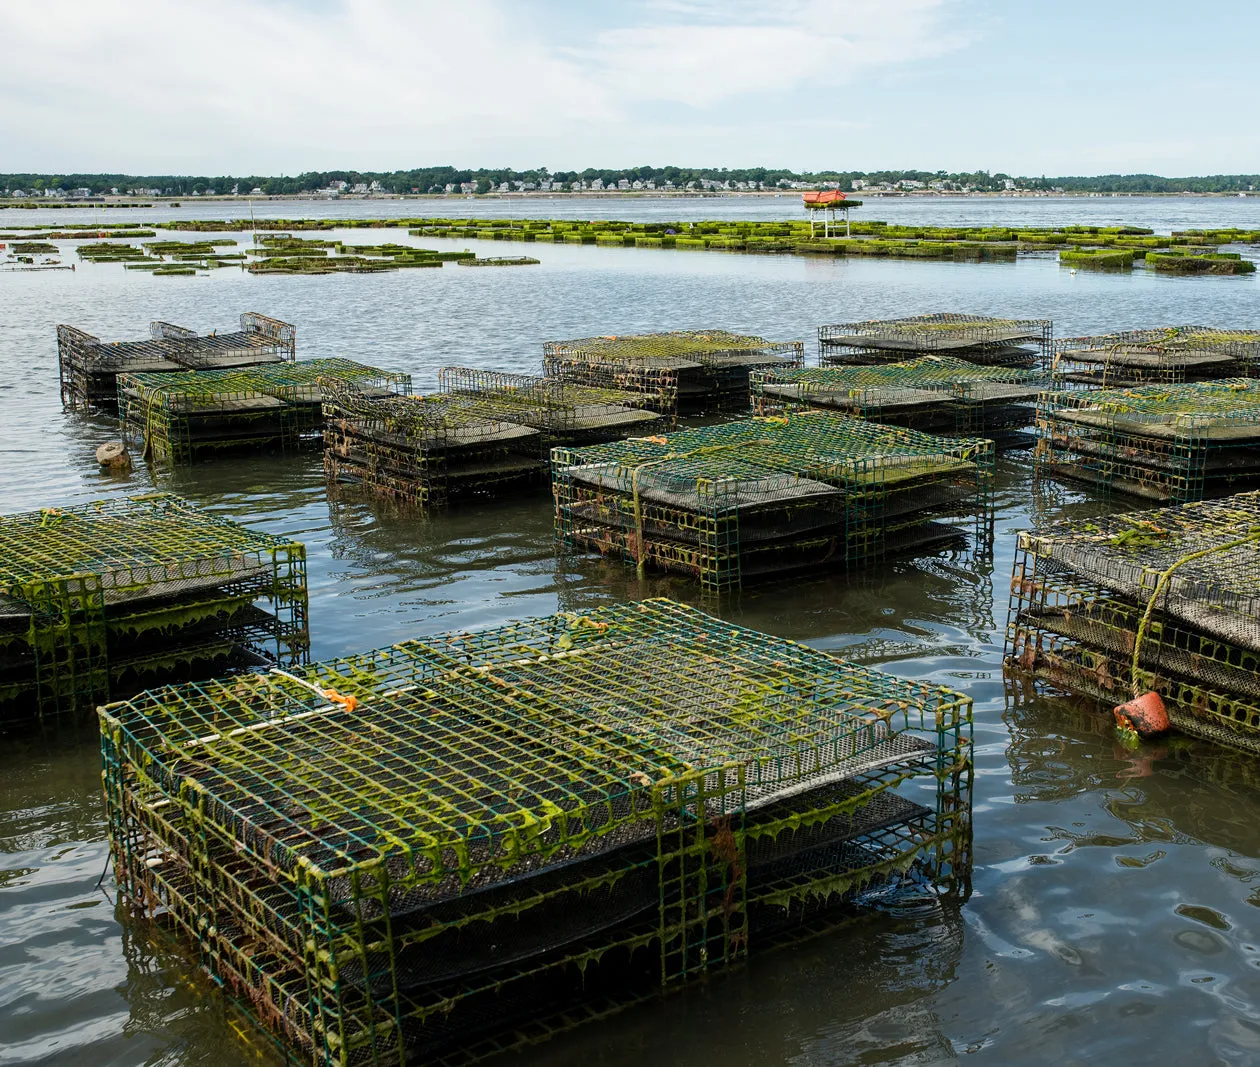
left=750, top=356, right=1049, bottom=448
left=323, top=370, right=671, bottom=506
left=1051, top=327, right=1260, bottom=388
left=437, top=366, right=670, bottom=444
left=552, top=411, right=994, bottom=592
left=818, top=314, right=1051, bottom=369
left=118, top=358, right=412, bottom=465
left=1005, top=492, right=1260, bottom=752
left=0, top=493, right=308, bottom=723
left=1034, top=379, right=1260, bottom=503
left=102, top=598, right=972, bottom=1066
left=58, top=313, right=296, bottom=410
left=543, top=330, right=805, bottom=416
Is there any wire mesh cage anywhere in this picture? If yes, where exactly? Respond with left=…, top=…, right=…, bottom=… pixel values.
left=0, top=492, right=308, bottom=722
left=552, top=411, right=994, bottom=592
left=543, top=331, right=805, bottom=416
left=1034, top=379, right=1260, bottom=503
left=817, top=314, right=1051, bottom=369
left=437, top=366, right=669, bottom=443
left=1050, top=327, right=1260, bottom=388
left=118, top=359, right=412, bottom=465
left=322, top=377, right=547, bottom=507
left=1005, top=490, right=1260, bottom=751
left=58, top=313, right=297, bottom=411
left=102, top=597, right=972, bottom=1066
left=750, top=356, right=1049, bottom=446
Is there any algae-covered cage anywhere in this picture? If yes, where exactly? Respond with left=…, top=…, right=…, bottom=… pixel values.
left=0, top=492, right=308, bottom=723
left=1050, top=326, right=1260, bottom=389
left=1034, top=379, right=1260, bottom=503
left=750, top=356, right=1049, bottom=447
left=817, top=313, right=1051, bottom=370
left=1005, top=491, right=1260, bottom=752
left=118, top=358, right=412, bottom=465
left=322, top=376, right=546, bottom=507
left=437, top=366, right=669, bottom=444
left=58, top=313, right=296, bottom=411
left=543, top=330, right=805, bottom=416
left=101, top=597, right=972, bottom=1066
left=552, top=410, right=994, bottom=592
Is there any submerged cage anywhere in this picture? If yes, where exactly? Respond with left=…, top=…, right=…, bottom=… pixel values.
left=1050, top=327, right=1260, bottom=388
left=102, top=597, right=972, bottom=1066
left=1005, top=491, right=1260, bottom=752
left=750, top=356, right=1048, bottom=447
left=437, top=366, right=669, bottom=443
left=118, top=359, right=412, bottom=465
left=543, top=330, right=804, bottom=416
left=0, top=492, right=308, bottom=723
left=552, top=411, right=994, bottom=592
left=1034, top=379, right=1260, bottom=503
left=818, top=314, right=1051, bottom=369
left=322, top=378, right=546, bottom=506
left=58, top=313, right=296, bottom=411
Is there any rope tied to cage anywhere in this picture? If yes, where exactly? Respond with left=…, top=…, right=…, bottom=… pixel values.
left=270, top=667, right=359, bottom=711
left=626, top=440, right=773, bottom=577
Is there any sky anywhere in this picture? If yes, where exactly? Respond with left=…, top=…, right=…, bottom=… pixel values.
left=2, top=0, right=1259, bottom=176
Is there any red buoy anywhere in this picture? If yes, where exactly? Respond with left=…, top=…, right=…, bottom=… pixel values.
left=1113, top=691, right=1170, bottom=738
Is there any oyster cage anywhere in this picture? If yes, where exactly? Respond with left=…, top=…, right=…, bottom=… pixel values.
left=102, top=598, right=972, bottom=1066
left=543, top=330, right=804, bottom=416
left=1034, top=379, right=1260, bottom=503
left=818, top=313, right=1051, bottom=369
left=0, top=492, right=308, bottom=723
left=552, top=411, right=995, bottom=593
left=118, top=359, right=412, bottom=465
left=1050, top=326, right=1260, bottom=389
left=1004, top=490, right=1260, bottom=752
left=750, top=356, right=1049, bottom=448
left=58, top=312, right=296, bottom=411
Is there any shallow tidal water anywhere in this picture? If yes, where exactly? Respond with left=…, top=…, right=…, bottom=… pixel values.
left=4, top=200, right=1260, bottom=1065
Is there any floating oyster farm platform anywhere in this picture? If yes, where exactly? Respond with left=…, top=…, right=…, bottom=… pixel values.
left=1050, top=327, right=1260, bottom=388
left=102, top=598, right=972, bottom=1066
left=818, top=314, right=1051, bottom=369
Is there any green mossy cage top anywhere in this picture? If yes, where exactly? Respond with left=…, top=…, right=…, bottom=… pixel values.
left=1039, top=380, right=1260, bottom=438
left=0, top=492, right=305, bottom=606
left=543, top=330, right=804, bottom=371
left=1052, top=326, right=1260, bottom=386
left=101, top=597, right=970, bottom=895
left=818, top=313, right=1051, bottom=369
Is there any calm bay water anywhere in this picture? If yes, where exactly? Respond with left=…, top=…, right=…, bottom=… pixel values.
left=4, top=199, right=1260, bottom=1065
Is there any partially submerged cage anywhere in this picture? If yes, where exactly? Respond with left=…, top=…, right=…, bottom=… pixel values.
left=322, top=378, right=546, bottom=506
left=0, top=492, right=308, bottom=723
left=1050, top=327, right=1260, bottom=388
left=543, top=330, right=805, bottom=416
left=750, top=356, right=1048, bottom=447
left=1034, top=379, right=1260, bottom=503
left=552, top=411, right=994, bottom=592
left=1005, top=491, right=1260, bottom=752
left=118, top=359, right=412, bottom=465
left=437, top=366, right=669, bottom=444
left=818, top=314, right=1051, bottom=369
left=58, top=313, right=296, bottom=411
left=102, top=597, right=972, bottom=1066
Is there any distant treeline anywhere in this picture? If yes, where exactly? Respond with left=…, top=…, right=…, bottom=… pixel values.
left=3, top=167, right=1259, bottom=196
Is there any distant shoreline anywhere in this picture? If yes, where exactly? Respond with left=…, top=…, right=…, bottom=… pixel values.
left=1, top=189, right=1256, bottom=209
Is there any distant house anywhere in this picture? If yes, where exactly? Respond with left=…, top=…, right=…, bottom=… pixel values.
left=368, top=180, right=382, bottom=192
left=590, top=179, right=604, bottom=190
left=351, top=183, right=368, bottom=194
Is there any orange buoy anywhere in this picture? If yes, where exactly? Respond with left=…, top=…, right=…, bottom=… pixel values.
left=1113, top=691, right=1170, bottom=738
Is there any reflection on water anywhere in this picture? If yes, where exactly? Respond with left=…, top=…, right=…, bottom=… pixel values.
left=4, top=207, right=1260, bottom=1064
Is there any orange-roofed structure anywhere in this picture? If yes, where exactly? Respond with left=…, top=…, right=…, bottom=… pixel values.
left=803, top=189, right=860, bottom=237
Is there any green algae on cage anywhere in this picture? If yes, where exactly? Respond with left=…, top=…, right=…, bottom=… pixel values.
left=0, top=493, right=308, bottom=722
left=102, top=597, right=972, bottom=1066
left=1034, top=379, right=1260, bottom=503
left=544, top=330, right=804, bottom=416
left=1004, top=491, right=1260, bottom=752
left=817, top=313, right=1051, bottom=369
left=117, top=359, right=411, bottom=465
left=552, top=410, right=994, bottom=592
left=1050, top=326, right=1260, bottom=388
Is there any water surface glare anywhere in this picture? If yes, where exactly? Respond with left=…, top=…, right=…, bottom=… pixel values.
left=3, top=201, right=1260, bottom=1065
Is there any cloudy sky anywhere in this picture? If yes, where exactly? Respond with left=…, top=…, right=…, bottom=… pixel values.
left=2, top=0, right=1258, bottom=176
